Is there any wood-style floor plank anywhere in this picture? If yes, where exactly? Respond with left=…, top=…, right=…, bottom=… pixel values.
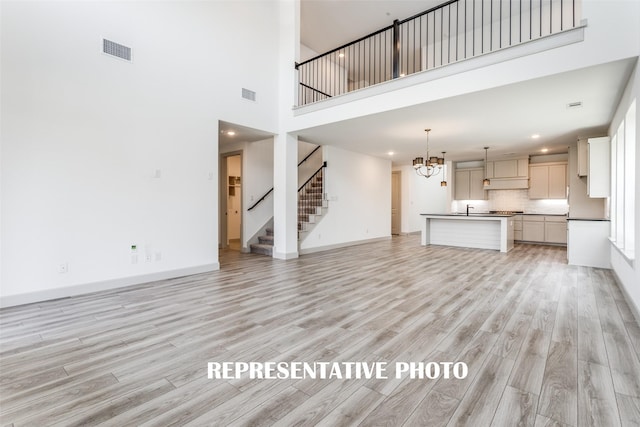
left=577, top=360, right=620, bottom=427
left=0, top=237, right=638, bottom=426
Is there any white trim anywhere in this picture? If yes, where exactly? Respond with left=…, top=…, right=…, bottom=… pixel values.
left=299, top=236, right=391, bottom=255
left=609, top=237, right=635, bottom=267
left=0, top=263, right=220, bottom=308
left=273, top=250, right=299, bottom=260
left=611, top=268, right=640, bottom=327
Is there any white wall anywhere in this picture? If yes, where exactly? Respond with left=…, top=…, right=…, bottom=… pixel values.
left=299, top=145, right=391, bottom=250
left=298, top=140, right=322, bottom=188
left=568, top=141, right=606, bottom=218
left=395, top=164, right=450, bottom=234
left=1, top=1, right=280, bottom=306
left=609, top=61, right=640, bottom=321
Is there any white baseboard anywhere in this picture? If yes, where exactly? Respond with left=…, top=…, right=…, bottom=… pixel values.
left=299, top=236, right=391, bottom=255
left=0, top=263, right=220, bottom=308
left=273, top=251, right=299, bottom=260
left=611, top=268, right=640, bottom=327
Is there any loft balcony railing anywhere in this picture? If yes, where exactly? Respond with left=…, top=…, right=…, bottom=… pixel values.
left=295, top=0, right=580, bottom=106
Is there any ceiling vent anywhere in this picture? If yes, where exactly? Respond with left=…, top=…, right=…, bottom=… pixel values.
left=103, top=39, right=132, bottom=62
left=567, top=101, right=583, bottom=109
left=242, top=88, right=256, bottom=102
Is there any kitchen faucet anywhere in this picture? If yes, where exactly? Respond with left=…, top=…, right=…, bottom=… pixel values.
left=466, top=204, right=474, bottom=216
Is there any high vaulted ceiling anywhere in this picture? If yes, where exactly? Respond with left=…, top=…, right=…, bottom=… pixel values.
left=301, top=0, right=444, bottom=55
left=222, top=1, right=634, bottom=167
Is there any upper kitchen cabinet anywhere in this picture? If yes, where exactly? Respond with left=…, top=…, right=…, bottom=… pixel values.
left=454, top=168, right=486, bottom=200
left=529, top=162, right=567, bottom=199
left=577, top=139, right=588, bottom=177
left=587, top=137, right=610, bottom=198
left=576, top=137, right=610, bottom=198
left=484, top=158, right=529, bottom=190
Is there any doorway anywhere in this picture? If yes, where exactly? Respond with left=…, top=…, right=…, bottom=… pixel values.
left=391, top=171, right=401, bottom=235
left=221, top=152, right=242, bottom=250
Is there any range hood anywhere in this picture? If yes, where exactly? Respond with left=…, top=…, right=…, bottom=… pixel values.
left=484, top=158, right=529, bottom=190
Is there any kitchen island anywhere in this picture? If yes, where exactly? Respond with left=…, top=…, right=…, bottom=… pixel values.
left=420, top=214, right=515, bottom=253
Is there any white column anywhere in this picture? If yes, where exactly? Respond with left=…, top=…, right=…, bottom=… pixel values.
left=273, top=133, right=299, bottom=259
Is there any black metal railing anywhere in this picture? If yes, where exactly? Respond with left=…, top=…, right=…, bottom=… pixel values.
left=247, top=145, right=323, bottom=211
left=298, top=162, right=327, bottom=228
left=296, top=0, right=579, bottom=106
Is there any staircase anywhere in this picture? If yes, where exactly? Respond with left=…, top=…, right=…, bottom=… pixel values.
left=250, top=161, right=327, bottom=257
left=298, top=174, right=327, bottom=234
left=250, top=227, right=274, bottom=256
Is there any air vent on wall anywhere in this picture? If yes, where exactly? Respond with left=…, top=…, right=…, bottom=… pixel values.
left=103, top=39, right=132, bottom=62
left=242, top=88, right=256, bottom=102
left=567, top=101, right=583, bottom=109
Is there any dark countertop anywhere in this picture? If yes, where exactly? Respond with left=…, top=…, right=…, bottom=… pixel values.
left=421, top=213, right=516, bottom=217
left=519, top=213, right=568, bottom=216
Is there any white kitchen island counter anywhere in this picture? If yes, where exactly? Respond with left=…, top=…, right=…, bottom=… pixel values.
left=420, top=214, right=515, bottom=253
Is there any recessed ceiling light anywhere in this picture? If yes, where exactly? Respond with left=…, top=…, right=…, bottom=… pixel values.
left=541, top=148, right=549, bottom=153
left=531, top=134, right=540, bottom=139
left=387, top=151, right=394, bottom=156
left=227, top=131, right=236, bottom=136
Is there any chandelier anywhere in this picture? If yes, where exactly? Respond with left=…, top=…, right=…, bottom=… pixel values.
left=413, top=129, right=447, bottom=186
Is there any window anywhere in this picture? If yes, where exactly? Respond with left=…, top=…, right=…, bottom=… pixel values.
left=610, top=99, right=636, bottom=259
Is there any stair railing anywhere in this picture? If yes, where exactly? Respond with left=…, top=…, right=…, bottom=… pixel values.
left=247, top=145, right=322, bottom=211
left=295, top=0, right=579, bottom=106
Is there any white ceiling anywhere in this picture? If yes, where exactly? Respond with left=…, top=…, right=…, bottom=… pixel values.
left=219, top=120, right=274, bottom=146
left=301, top=0, right=444, bottom=54
left=222, top=1, right=634, bottom=167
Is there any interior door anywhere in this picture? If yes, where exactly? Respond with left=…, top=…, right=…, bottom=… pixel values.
left=226, top=155, right=242, bottom=249
left=391, top=171, right=401, bottom=235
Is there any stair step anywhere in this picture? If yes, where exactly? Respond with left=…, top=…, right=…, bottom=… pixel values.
left=258, top=235, right=274, bottom=244
left=250, top=243, right=273, bottom=256
left=298, top=207, right=320, bottom=214
left=265, top=227, right=273, bottom=236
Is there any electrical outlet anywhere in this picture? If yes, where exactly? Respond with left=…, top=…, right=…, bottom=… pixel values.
left=58, top=263, right=68, bottom=273
left=145, top=254, right=152, bottom=262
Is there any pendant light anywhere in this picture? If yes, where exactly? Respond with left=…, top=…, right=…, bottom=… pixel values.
left=483, top=147, right=491, bottom=187
left=440, top=152, right=447, bottom=186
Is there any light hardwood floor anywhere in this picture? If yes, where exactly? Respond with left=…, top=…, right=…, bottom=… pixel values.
left=1, top=236, right=640, bottom=426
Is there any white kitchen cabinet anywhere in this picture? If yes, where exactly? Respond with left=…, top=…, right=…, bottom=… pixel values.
left=548, top=165, right=568, bottom=199
left=523, top=216, right=545, bottom=242
left=521, top=215, right=567, bottom=244
left=486, top=159, right=529, bottom=179
left=513, top=214, right=523, bottom=241
left=454, top=168, right=486, bottom=200
left=567, top=220, right=610, bottom=268
left=577, top=139, right=588, bottom=177
left=529, top=163, right=567, bottom=199
left=545, top=221, right=567, bottom=244
left=529, top=166, right=549, bottom=199
left=587, top=137, right=610, bottom=197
